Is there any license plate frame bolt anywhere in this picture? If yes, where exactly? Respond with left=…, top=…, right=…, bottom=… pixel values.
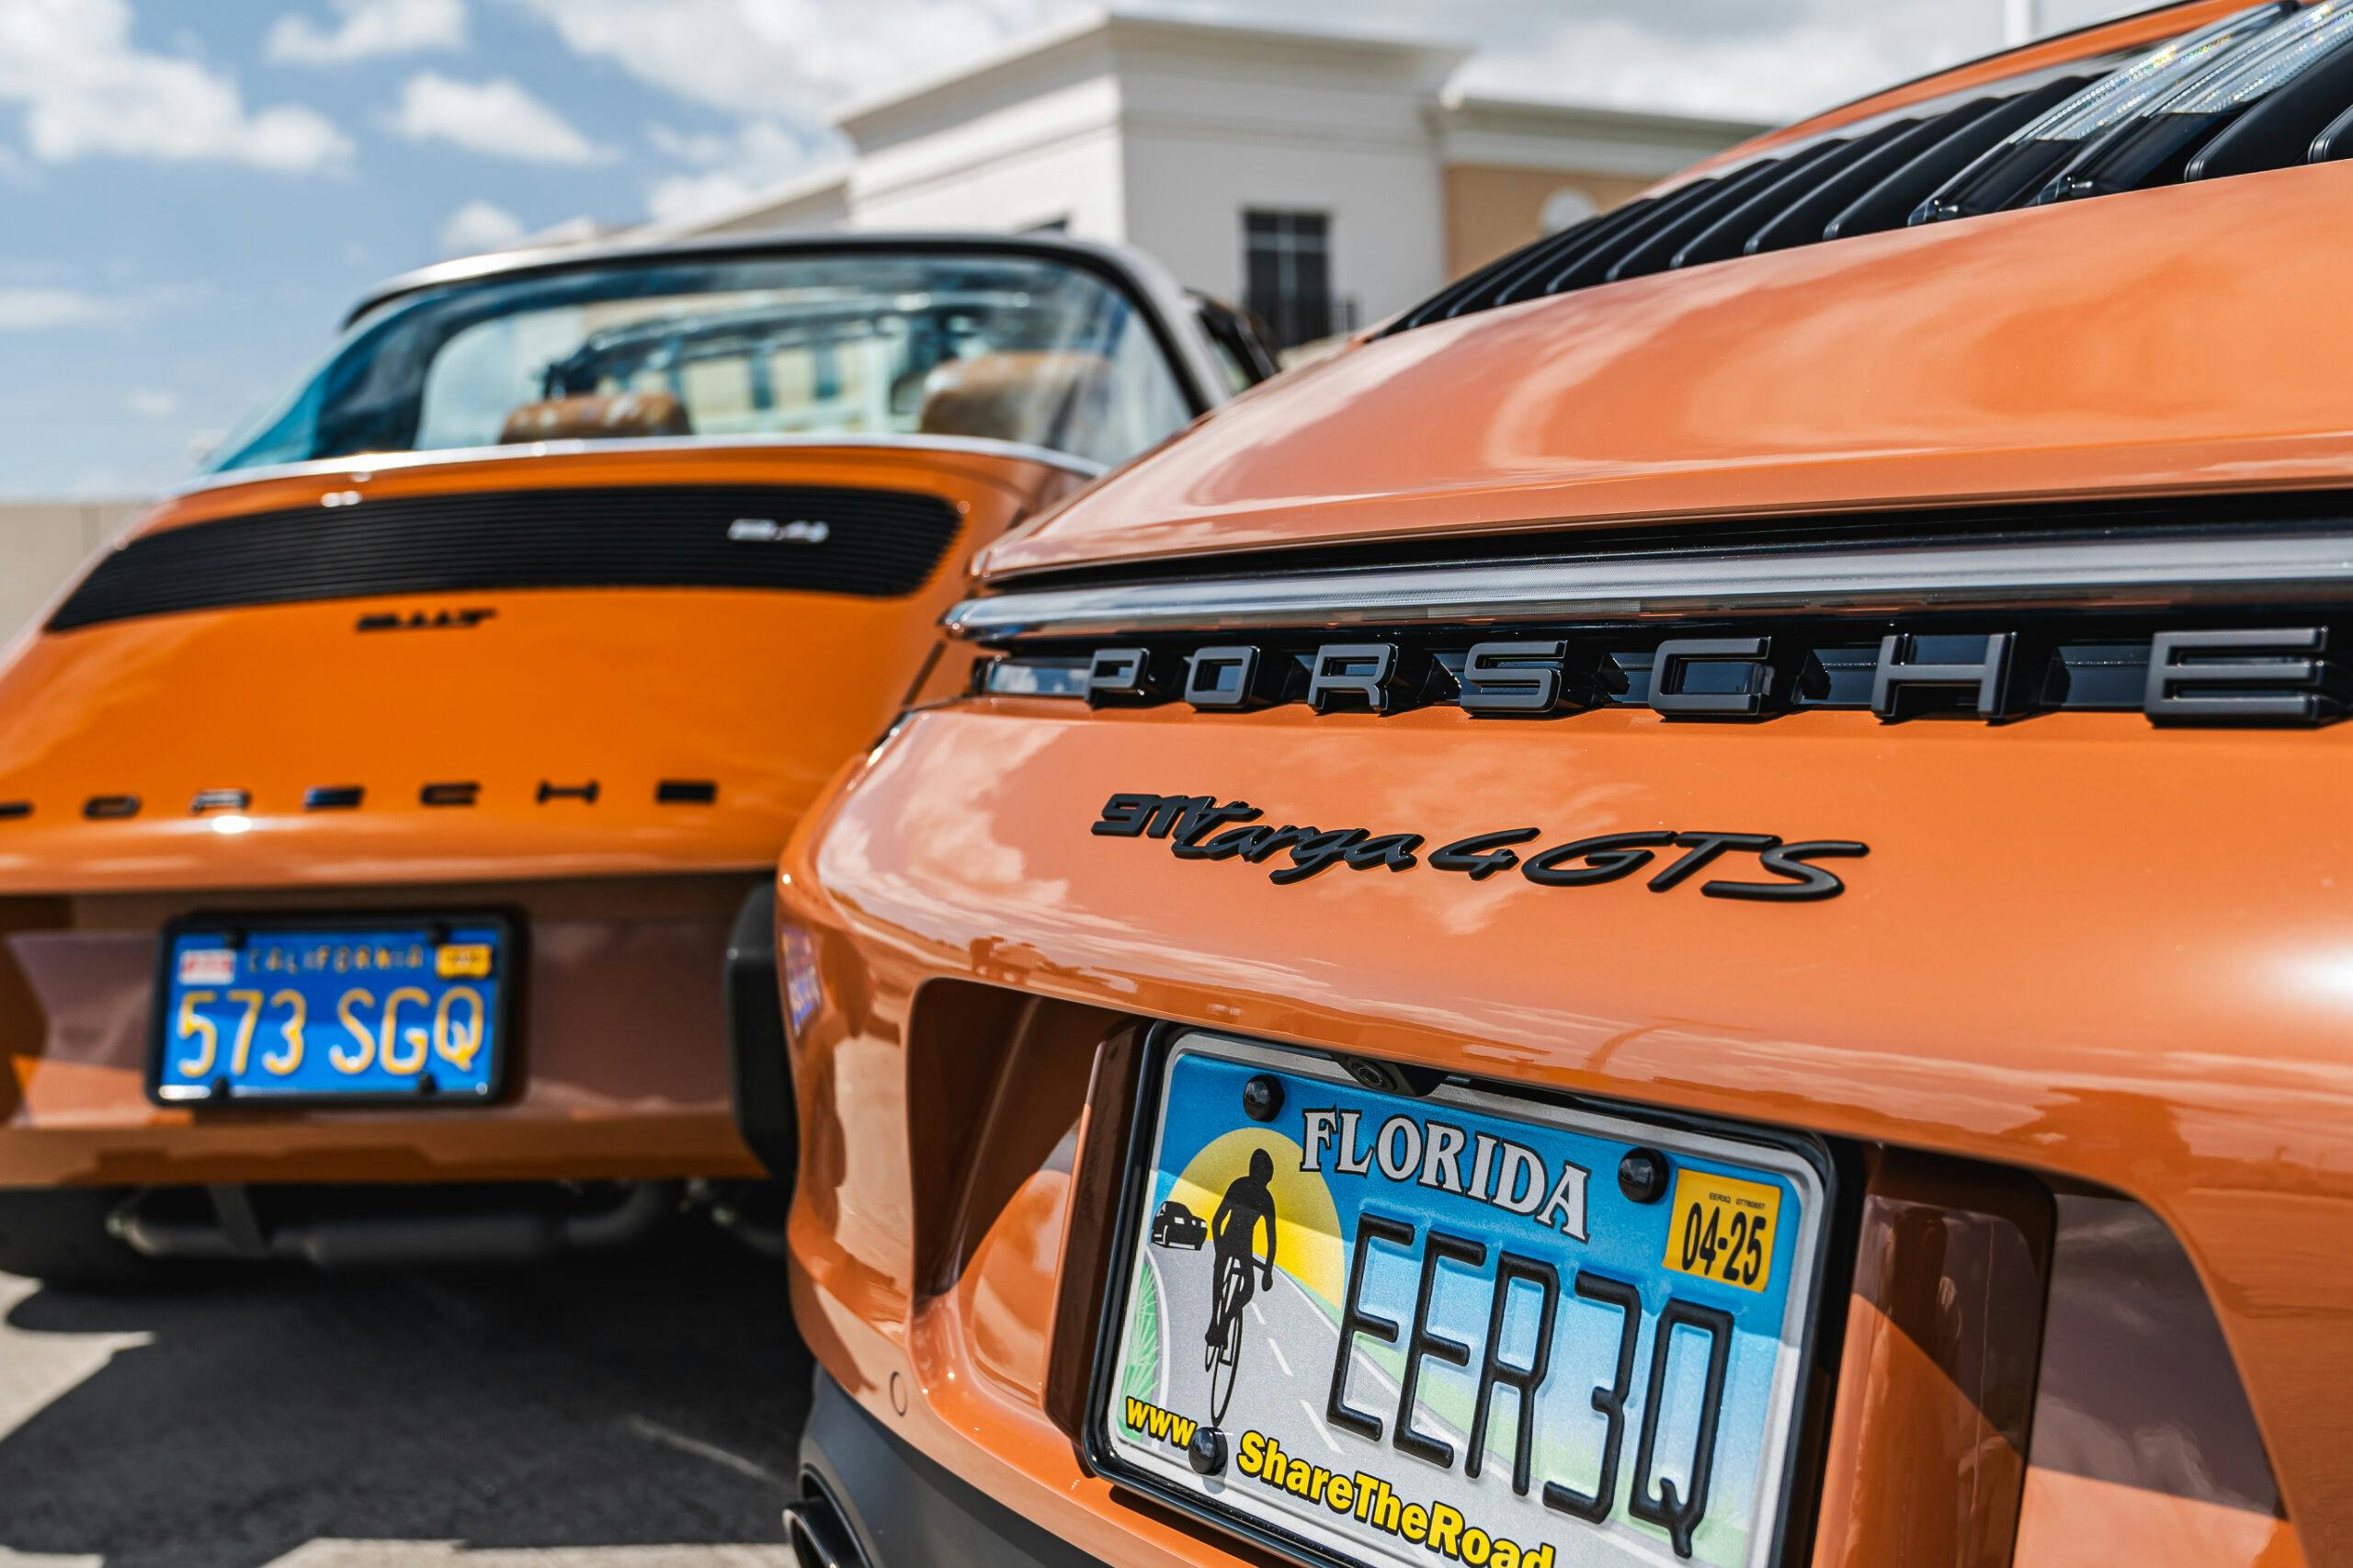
left=1242, top=1074, right=1283, bottom=1122
left=1619, top=1146, right=1669, bottom=1204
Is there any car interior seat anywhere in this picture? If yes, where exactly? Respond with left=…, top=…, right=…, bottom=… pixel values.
left=499, top=390, right=693, bottom=444
left=915, top=351, right=1115, bottom=457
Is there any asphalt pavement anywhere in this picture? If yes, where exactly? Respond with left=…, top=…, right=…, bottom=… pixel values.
left=0, top=1228, right=809, bottom=1568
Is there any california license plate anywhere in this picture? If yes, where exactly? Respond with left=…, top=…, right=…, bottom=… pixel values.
left=1092, top=1031, right=1827, bottom=1568
left=150, top=915, right=514, bottom=1105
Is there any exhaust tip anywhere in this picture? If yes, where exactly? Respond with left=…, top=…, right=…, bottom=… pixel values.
left=783, top=1471, right=868, bottom=1568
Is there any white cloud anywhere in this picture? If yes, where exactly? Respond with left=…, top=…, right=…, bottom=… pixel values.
left=532, top=0, right=1966, bottom=222
left=0, top=0, right=352, bottom=172
left=509, top=0, right=1070, bottom=123
left=386, top=72, right=608, bottom=162
left=126, top=388, right=179, bottom=418
left=1191, top=0, right=2136, bottom=119
left=513, top=0, right=2139, bottom=140
left=649, top=118, right=812, bottom=174
left=644, top=124, right=733, bottom=167
left=0, top=287, right=125, bottom=331
left=1132, top=0, right=1972, bottom=122
left=438, top=198, right=529, bottom=256
left=267, top=0, right=466, bottom=65
left=646, top=170, right=758, bottom=227
left=644, top=117, right=824, bottom=224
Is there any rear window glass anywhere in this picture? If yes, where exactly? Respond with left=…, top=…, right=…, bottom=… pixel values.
left=208, top=251, right=1194, bottom=473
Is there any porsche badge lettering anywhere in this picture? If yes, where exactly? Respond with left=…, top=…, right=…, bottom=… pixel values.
left=1092, top=792, right=1866, bottom=901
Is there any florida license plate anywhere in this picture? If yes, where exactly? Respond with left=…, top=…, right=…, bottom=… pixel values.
left=151, top=915, right=513, bottom=1105
left=1093, top=1032, right=1826, bottom=1568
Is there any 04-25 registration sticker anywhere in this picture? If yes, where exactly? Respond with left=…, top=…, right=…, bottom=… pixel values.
left=1662, top=1170, right=1780, bottom=1293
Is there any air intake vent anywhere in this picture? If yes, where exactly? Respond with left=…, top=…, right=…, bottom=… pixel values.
left=1394, top=0, right=2353, bottom=335
left=49, top=484, right=962, bottom=631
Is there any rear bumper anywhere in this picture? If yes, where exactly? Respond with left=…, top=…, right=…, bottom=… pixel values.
left=779, top=697, right=2337, bottom=1568
left=801, top=1368, right=1108, bottom=1568
left=0, top=872, right=767, bottom=1187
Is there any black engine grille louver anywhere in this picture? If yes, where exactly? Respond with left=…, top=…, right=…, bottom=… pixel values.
left=1393, top=1, right=2353, bottom=337
left=49, top=484, right=962, bottom=631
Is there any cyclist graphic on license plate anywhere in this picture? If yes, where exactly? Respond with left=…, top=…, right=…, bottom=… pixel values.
left=1204, top=1148, right=1279, bottom=1424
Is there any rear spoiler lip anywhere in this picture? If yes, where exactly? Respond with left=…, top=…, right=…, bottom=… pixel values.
left=161, top=432, right=1108, bottom=504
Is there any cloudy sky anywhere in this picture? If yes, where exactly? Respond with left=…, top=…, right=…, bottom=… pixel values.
left=0, top=0, right=2137, bottom=497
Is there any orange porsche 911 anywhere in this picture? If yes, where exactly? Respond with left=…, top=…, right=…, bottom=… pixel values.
left=0, top=233, right=1265, bottom=1284
left=775, top=6, right=2352, bottom=1568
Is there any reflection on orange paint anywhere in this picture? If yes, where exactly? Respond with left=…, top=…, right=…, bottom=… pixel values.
left=985, top=176, right=2353, bottom=584
left=2014, top=1469, right=2303, bottom=1568
left=960, top=1170, right=1069, bottom=1403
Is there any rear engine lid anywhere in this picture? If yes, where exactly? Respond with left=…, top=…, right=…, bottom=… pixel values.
left=978, top=1, right=2353, bottom=581
left=0, top=443, right=1040, bottom=893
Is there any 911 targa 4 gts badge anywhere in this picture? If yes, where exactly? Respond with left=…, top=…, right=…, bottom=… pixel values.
left=1093, top=793, right=1867, bottom=901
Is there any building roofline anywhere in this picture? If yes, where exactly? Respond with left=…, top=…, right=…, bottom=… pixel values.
left=830, top=6, right=1103, bottom=132
left=1436, top=90, right=1772, bottom=146
left=832, top=7, right=1474, bottom=139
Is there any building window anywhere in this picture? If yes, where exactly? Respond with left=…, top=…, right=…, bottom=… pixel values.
left=1244, top=210, right=1338, bottom=351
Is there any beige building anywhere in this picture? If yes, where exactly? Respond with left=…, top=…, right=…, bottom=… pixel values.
left=0, top=501, right=136, bottom=649
left=1433, top=96, right=1728, bottom=279
left=660, top=12, right=1766, bottom=348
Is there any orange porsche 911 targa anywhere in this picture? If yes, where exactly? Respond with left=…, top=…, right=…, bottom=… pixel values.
left=775, top=6, right=2352, bottom=1568
left=0, top=233, right=1265, bottom=1283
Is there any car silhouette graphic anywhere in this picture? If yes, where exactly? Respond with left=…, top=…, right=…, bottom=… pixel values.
left=1150, top=1199, right=1206, bottom=1250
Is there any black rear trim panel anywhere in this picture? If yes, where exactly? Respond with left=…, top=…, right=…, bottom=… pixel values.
left=50, top=484, right=961, bottom=631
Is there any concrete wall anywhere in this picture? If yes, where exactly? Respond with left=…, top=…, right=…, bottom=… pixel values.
left=852, top=88, right=1128, bottom=240
left=830, top=15, right=1465, bottom=323
left=0, top=501, right=138, bottom=645
left=1120, top=55, right=1453, bottom=325
left=840, top=29, right=1130, bottom=241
